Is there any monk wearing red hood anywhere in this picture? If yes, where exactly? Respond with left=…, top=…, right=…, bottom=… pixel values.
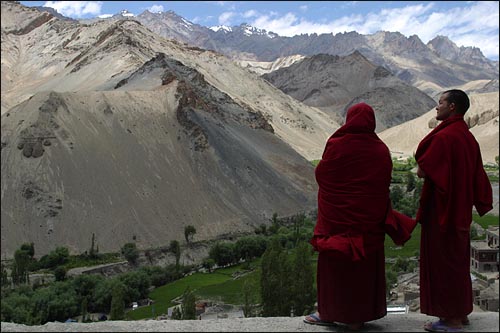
left=303, top=102, right=416, bottom=330
left=416, top=89, right=493, bottom=332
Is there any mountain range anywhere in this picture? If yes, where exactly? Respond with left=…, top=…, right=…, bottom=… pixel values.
left=1, top=2, right=498, bottom=258
left=126, top=9, right=498, bottom=97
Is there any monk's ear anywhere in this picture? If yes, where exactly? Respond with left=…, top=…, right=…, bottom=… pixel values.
left=449, top=102, right=456, bottom=112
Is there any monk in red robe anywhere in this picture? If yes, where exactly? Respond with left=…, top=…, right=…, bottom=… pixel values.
left=303, top=102, right=416, bottom=330
left=416, top=89, right=493, bottom=332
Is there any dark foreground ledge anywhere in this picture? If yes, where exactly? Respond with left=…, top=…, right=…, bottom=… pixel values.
left=2, top=312, right=499, bottom=332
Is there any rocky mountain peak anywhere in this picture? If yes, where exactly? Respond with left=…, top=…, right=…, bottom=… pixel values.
left=232, top=23, right=277, bottom=37
left=428, top=35, right=460, bottom=56
left=381, top=31, right=429, bottom=54
left=427, top=35, right=491, bottom=69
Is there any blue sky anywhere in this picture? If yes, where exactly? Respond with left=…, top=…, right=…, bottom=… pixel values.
left=19, top=1, right=499, bottom=60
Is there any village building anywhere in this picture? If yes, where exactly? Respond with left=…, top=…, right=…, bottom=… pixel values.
left=471, top=226, right=499, bottom=273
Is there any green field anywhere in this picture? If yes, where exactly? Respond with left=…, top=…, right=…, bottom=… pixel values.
left=473, top=212, right=499, bottom=229
left=126, top=265, right=249, bottom=320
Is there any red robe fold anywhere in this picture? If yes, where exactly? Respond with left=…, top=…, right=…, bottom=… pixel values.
left=416, top=114, right=493, bottom=318
left=311, top=103, right=416, bottom=324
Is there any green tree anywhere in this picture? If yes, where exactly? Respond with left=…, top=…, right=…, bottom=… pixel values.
left=242, top=279, right=256, bottom=317
left=169, top=240, right=181, bottom=269
left=121, top=242, right=139, bottom=265
left=393, top=256, right=409, bottom=273
left=184, top=225, right=196, bottom=244
left=290, top=241, right=315, bottom=316
left=31, top=281, right=80, bottom=324
left=291, top=214, right=306, bottom=246
left=13, top=247, right=31, bottom=285
left=1, top=287, right=35, bottom=324
left=201, top=258, right=215, bottom=273
left=89, top=233, right=98, bottom=259
left=390, top=185, right=404, bottom=208
left=260, top=238, right=292, bottom=316
left=1, top=263, right=8, bottom=287
left=53, top=266, right=66, bottom=281
left=268, top=213, right=280, bottom=234
left=38, top=246, right=69, bottom=269
left=109, top=284, right=125, bottom=320
left=235, top=236, right=267, bottom=261
left=406, top=172, right=416, bottom=192
left=406, top=156, right=417, bottom=168
left=181, top=286, right=196, bottom=320
left=10, top=265, right=19, bottom=286
left=20, top=242, right=35, bottom=259
left=118, top=270, right=151, bottom=305
left=71, top=274, right=104, bottom=303
left=209, top=242, right=236, bottom=267
left=81, top=297, right=88, bottom=322
left=140, top=266, right=170, bottom=287
left=93, top=278, right=124, bottom=313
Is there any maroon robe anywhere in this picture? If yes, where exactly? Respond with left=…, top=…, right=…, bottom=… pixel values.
left=311, top=103, right=416, bottom=324
left=416, top=114, right=493, bottom=318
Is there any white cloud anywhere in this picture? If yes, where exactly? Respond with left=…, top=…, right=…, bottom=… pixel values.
left=248, top=2, right=499, bottom=59
left=299, top=5, right=308, bottom=12
left=243, top=10, right=258, bottom=18
left=218, top=11, right=236, bottom=26
left=43, top=1, right=102, bottom=17
left=148, top=5, right=164, bottom=13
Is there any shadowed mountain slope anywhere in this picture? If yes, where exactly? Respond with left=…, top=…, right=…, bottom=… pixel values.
left=262, top=52, right=437, bottom=131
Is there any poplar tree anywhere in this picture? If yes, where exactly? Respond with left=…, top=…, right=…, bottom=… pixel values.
left=110, top=284, right=125, bottom=320
left=290, top=241, right=315, bottom=316
left=181, top=286, right=196, bottom=319
left=169, top=240, right=181, bottom=270
left=260, top=238, right=292, bottom=316
left=242, top=279, right=256, bottom=317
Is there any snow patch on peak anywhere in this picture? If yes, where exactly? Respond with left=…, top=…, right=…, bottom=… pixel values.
left=119, top=10, right=135, bottom=17
left=210, top=25, right=232, bottom=32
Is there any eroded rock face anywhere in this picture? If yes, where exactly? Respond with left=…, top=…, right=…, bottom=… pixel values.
left=14, top=92, right=70, bottom=158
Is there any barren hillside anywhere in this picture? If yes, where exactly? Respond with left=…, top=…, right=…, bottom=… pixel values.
left=0, top=2, right=334, bottom=257
left=379, top=91, right=499, bottom=165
